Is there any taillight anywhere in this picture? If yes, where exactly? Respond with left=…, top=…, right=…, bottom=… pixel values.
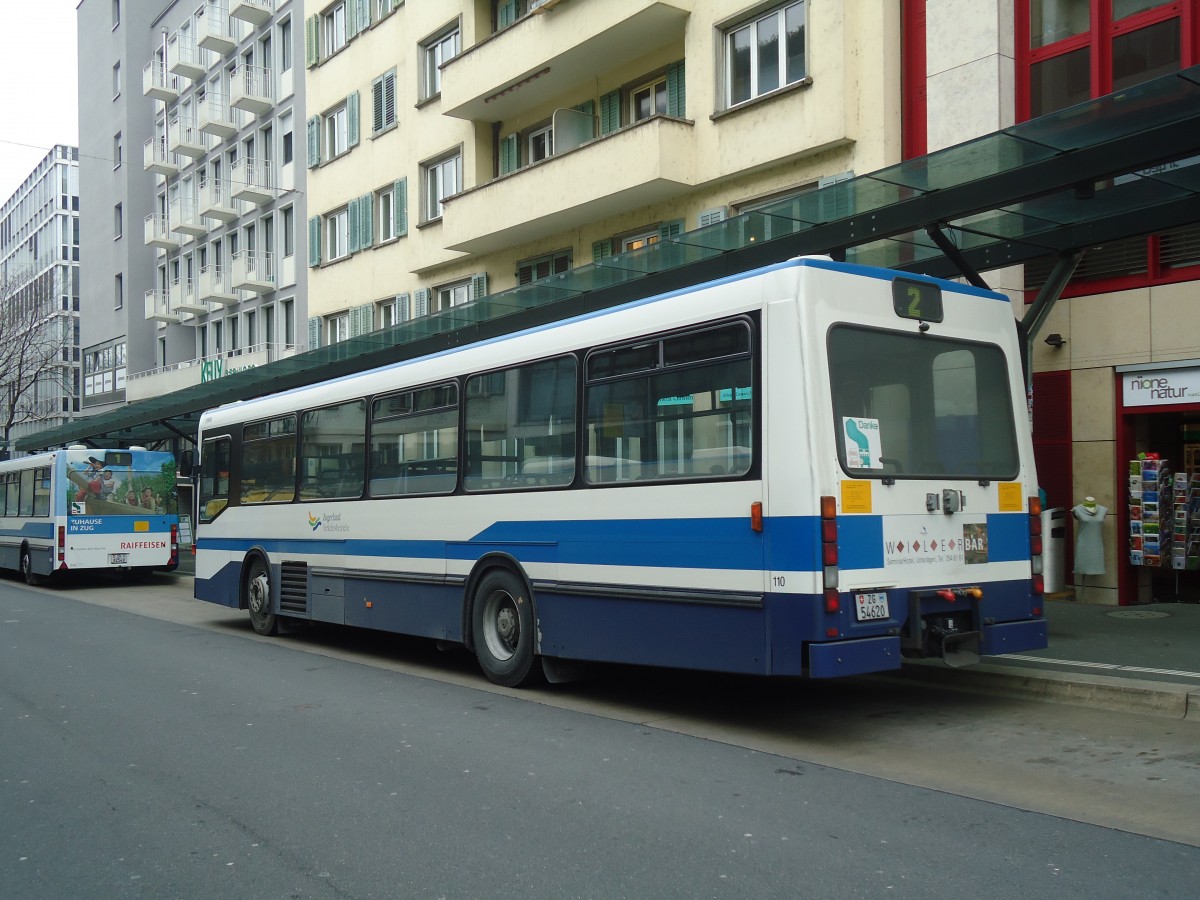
left=57, top=525, right=67, bottom=569
left=1029, top=496, right=1043, bottom=596
left=169, top=523, right=179, bottom=566
left=820, top=495, right=839, bottom=606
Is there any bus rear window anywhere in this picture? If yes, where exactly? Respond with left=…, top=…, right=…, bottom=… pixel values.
left=827, top=326, right=1019, bottom=480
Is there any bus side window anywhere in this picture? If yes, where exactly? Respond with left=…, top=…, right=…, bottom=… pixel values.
left=199, top=438, right=231, bottom=523
left=33, top=468, right=51, bottom=517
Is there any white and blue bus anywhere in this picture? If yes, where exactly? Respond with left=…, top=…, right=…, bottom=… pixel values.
left=0, top=447, right=181, bottom=584
left=193, top=257, right=1047, bottom=685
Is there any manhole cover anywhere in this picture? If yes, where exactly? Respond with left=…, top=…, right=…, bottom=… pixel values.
left=1105, top=610, right=1172, bottom=619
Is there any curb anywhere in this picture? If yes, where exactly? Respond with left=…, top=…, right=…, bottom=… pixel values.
left=872, top=660, right=1199, bottom=720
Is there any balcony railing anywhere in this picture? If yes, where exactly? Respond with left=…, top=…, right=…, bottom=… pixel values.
left=168, top=116, right=207, bottom=159
left=198, top=179, right=239, bottom=222
left=229, top=0, right=273, bottom=27
left=142, top=60, right=179, bottom=101
left=197, top=94, right=237, bottom=138
left=197, top=265, right=239, bottom=305
left=230, top=64, right=275, bottom=116
left=144, top=214, right=180, bottom=251
left=143, top=137, right=179, bottom=176
left=230, top=157, right=277, bottom=205
left=145, top=289, right=181, bottom=322
left=198, top=2, right=237, bottom=56
left=231, top=250, right=275, bottom=293
left=173, top=278, right=211, bottom=313
left=169, top=198, right=209, bottom=237
left=168, top=35, right=207, bottom=79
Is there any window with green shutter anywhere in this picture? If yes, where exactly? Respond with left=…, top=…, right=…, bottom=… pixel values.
left=307, top=116, right=321, bottom=168
left=347, top=91, right=360, bottom=148
left=599, top=90, right=621, bottom=135
left=499, top=133, right=518, bottom=175
left=308, top=216, right=322, bottom=267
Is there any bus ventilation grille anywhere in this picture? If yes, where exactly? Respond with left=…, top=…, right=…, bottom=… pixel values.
left=279, top=561, right=309, bottom=615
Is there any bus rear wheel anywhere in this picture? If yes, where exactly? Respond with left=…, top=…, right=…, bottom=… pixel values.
left=245, top=558, right=279, bottom=636
left=20, top=547, right=44, bottom=586
left=472, top=569, right=539, bottom=687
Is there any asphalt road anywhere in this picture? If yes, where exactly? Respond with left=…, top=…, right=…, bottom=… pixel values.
left=3, top=574, right=1199, bottom=899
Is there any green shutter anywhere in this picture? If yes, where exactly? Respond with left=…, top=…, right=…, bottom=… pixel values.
left=396, top=292, right=410, bottom=322
left=414, top=288, right=430, bottom=318
left=308, top=315, right=321, bottom=349
left=658, top=219, right=683, bottom=241
left=372, top=76, right=384, bottom=133
left=599, top=90, right=621, bottom=135
left=350, top=303, right=373, bottom=336
left=666, top=60, right=686, bottom=118
left=394, top=179, right=408, bottom=236
left=471, top=272, right=488, bottom=301
left=498, top=1, right=518, bottom=28
left=308, top=216, right=321, bottom=267
left=359, top=192, right=374, bottom=248
left=499, top=133, right=518, bottom=175
left=305, top=15, right=319, bottom=67
left=347, top=198, right=360, bottom=253
left=307, top=116, right=321, bottom=168
left=347, top=91, right=360, bottom=147
left=592, top=239, right=612, bottom=263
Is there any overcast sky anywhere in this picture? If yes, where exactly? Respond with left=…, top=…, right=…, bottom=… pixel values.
left=0, top=0, right=79, bottom=205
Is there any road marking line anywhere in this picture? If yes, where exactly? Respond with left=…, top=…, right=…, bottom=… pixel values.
left=1000, top=654, right=1200, bottom=680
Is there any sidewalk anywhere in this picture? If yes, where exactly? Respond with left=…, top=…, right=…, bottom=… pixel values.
left=890, top=598, right=1200, bottom=719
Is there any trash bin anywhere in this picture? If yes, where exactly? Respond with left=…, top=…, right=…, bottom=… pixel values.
left=1041, top=507, right=1067, bottom=593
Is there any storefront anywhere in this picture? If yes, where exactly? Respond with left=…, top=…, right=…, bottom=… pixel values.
left=1116, top=362, right=1200, bottom=606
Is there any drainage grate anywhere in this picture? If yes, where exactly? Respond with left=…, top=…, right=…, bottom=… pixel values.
left=1105, top=609, right=1171, bottom=619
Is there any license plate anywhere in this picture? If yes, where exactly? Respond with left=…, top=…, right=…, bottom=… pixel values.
left=109, top=553, right=128, bottom=565
left=854, top=591, right=890, bottom=621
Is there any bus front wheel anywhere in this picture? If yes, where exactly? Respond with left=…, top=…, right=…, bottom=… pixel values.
left=472, top=569, right=539, bottom=687
left=20, top=547, right=44, bottom=586
left=245, top=558, right=279, bottom=636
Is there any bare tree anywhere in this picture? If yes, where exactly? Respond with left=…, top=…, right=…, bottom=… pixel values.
left=0, top=269, right=74, bottom=457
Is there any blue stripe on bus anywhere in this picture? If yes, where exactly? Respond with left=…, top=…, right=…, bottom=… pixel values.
left=66, top=515, right=175, bottom=535
left=0, top=522, right=55, bottom=541
left=195, top=513, right=1028, bottom=572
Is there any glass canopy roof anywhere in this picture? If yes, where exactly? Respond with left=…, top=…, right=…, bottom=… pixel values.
left=20, top=65, right=1200, bottom=451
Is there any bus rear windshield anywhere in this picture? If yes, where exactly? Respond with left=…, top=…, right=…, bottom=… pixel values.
left=827, top=326, right=1019, bottom=480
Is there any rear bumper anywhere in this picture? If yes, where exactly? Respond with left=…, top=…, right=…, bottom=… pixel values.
left=808, top=635, right=902, bottom=678
left=980, top=617, right=1048, bottom=655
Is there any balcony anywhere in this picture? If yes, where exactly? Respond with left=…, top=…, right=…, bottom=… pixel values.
left=142, top=60, right=179, bottom=102
left=230, top=64, right=274, bottom=117
left=230, top=157, right=276, bottom=205
left=229, top=0, right=273, bottom=27
left=168, top=116, right=207, bottom=159
left=173, top=278, right=211, bottom=313
left=168, top=35, right=207, bottom=79
left=144, top=214, right=180, bottom=251
left=145, top=289, right=181, bottom=323
left=442, top=0, right=690, bottom=122
left=442, top=116, right=696, bottom=255
left=198, top=3, right=237, bottom=57
left=143, top=138, right=179, bottom=176
left=198, top=266, right=239, bottom=305
left=231, top=250, right=275, bottom=293
left=198, top=179, right=239, bottom=222
left=197, top=94, right=237, bottom=138
left=170, top=198, right=209, bottom=237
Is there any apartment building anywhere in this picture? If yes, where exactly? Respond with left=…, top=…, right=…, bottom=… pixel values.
left=78, top=0, right=307, bottom=411
left=0, top=146, right=81, bottom=454
left=302, top=0, right=902, bottom=345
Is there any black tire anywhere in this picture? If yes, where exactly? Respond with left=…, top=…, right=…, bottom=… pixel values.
left=471, top=569, right=539, bottom=687
left=20, top=547, right=44, bottom=586
left=245, top=557, right=279, bottom=636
